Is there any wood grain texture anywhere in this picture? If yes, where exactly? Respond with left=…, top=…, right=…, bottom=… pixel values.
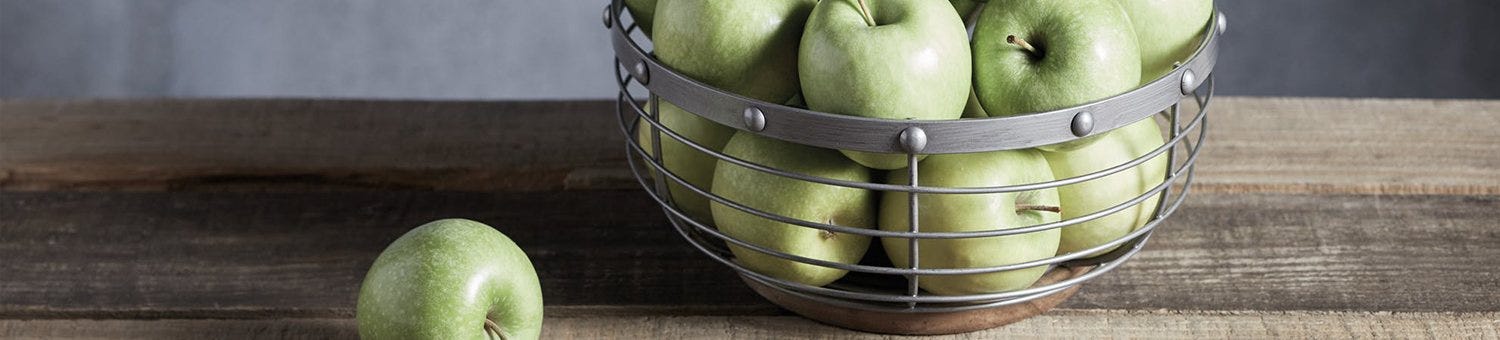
left=1193, top=97, right=1500, bottom=195
left=548, top=310, right=1500, bottom=339
left=0, top=319, right=358, bottom=340
left=1073, top=193, right=1500, bottom=312
left=0, top=190, right=757, bottom=319
left=0, top=319, right=355, bottom=340
left=3, top=311, right=1497, bottom=339
left=0, top=99, right=627, bottom=191
left=2, top=191, right=1496, bottom=319
left=2, top=97, right=1497, bottom=194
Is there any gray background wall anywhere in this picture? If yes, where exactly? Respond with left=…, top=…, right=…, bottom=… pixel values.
left=2, top=0, right=1498, bottom=100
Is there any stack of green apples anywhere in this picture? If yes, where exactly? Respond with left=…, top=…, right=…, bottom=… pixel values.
left=628, top=0, right=1212, bottom=295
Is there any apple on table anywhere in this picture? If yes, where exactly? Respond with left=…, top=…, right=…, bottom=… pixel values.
left=357, top=219, right=544, bottom=340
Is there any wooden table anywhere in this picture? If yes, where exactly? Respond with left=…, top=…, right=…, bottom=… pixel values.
left=1, top=97, right=1496, bottom=338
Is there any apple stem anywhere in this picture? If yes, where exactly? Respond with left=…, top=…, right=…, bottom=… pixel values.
left=484, top=318, right=509, bottom=340
left=856, top=0, right=877, bottom=27
left=820, top=219, right=840, bottom=240
left=1015, top=204, right=1061, bottom=214
left=1007, top=35, right=1041, bottom=58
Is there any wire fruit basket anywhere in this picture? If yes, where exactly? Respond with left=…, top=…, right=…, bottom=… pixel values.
left=605, top=0, right=1222, bottom=334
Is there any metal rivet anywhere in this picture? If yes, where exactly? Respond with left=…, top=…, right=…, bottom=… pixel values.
left=602, top=6, right=613, bottom=28
left=1216, top=12, right=1227, bottom=35
left=743, top=107, right=766, bottom=132
left=1180, top=69, right=1197, bottom=95
left=1070, top=112, right=1094, bottom=137
left=899, top=127, right=927, bottom=154
left=633, top=62, right=649, bottom=84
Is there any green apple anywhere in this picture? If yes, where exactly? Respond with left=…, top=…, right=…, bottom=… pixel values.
left=962, top=87, right=988, bottom=118
left=950, top=0, right=986, bottom=23
left=357, top=219, right=543, bottom=340
left=1116, top=0, right=1214, bottom=81
left=624, top=0, right=657, bottom=36
left=653, top=0, right=815, bottom=103
left=972, top=0, right=1140, bottom=150
left=1126, top=120, right=1170, bottom=229
left=880, top=150, right=1062, bottom=295
left=644, top=0, right=811, bottom=222
left=786, top=92, right=807, bottom=109
left=635, top=101, right=734, bottom=224
left=1043, top=119, right=1167, bottom=256
left=800, top=0, right=971, bottom=170
left=711, top=132, right=877, bottom=286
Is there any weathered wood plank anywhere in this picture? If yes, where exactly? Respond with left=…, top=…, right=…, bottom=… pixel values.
left=555, top=310, right=1500, bottom=339
left=1192, top=97, right=1500, bottom=196
left=3, top=97, right=1498, bottom=194
left=2, top=311, right=1497, bottom=339
left=1073, top=193, right=1500, bottom=312
left=1, top=191, right=1496, bottom=319
left=0, top=319, right=359, bottom=340
left=0, top=190, right=758, bottom=319
left=0, top=100, right=628, bottom=191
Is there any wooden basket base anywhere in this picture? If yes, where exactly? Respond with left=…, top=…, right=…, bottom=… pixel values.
left=740, top=266, right=1090, bottom=335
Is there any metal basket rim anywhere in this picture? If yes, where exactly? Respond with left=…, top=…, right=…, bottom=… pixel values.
left=620, top=79, right=1211, bottom=195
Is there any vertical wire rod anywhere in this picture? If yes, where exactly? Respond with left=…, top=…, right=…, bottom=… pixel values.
left=646, top=94, right=673, bottom=207
left=1155, top=103, right=1183, bottom=219
left=906, top=153, right=921, bottom=309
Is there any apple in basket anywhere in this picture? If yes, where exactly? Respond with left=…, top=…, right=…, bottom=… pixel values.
left=357, top=219, right=544, bottom=340
left=1044, top=0, right=1216, bottom=256
left=654, top=0, right=812, bottom=103
left=1039, top=0, right=1213, bottom=255
left=949, top=0, right=987, bottom=23
left=634, top=101, right=734, bottom=224
left=1044, top=120, right=1169, bottom=256
left=711, top=132, right=878, bottom=287
left=1116, top=0, right=1216, bottom=80
left=799, top=0, right=971, bottom=170
left=972, top=0, right=1140, bottom=152
left=635, top=0, right=816, bottom=224
left=623, top=0, right=656, bottom=36
left=879, top=150, right=1063, bottom=295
